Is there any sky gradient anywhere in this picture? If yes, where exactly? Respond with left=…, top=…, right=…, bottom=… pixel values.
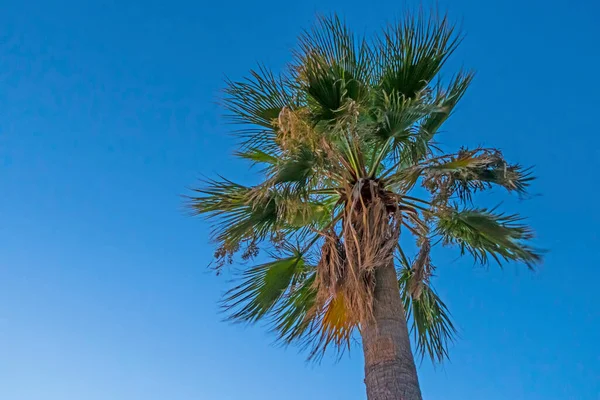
left=1, top=1, right=599, bottom=399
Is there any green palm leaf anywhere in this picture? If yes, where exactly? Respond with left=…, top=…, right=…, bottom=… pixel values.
left=435, top=206, right=542, bottom=268
left=388, top=148, right=533, bottom=201
left=423, top=148, right=533, bottom=201
left=273, top=146, right=318, bottom=186
left=222, top=249, right=309, bottom=322
left=188, top=178, right=278, bottom=248
left=235, top=147, right=278, bottom=166
left=272, top=273, right=318, bottom=343
left=372, top=90, right=446, bottom=142
left=400, top=267, right=456, bottom=363
left=296, top=14, right=373, bottom=120
left=420, top=70, right=474, bottom=139
left=224, top=66, right=294, bottom=151
left=376, top=12, right=460, bottom=98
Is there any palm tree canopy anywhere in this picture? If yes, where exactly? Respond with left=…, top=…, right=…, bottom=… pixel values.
left=189, top=12, right=541, bottom=363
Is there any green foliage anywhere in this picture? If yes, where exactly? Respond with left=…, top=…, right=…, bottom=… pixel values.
left=376, top=12, right=460, bottom=98
left=372, top=89, right=446, bottom=142
left=235, top=147, right=278, bottom=166
left=274, top=146, right=318, bottom=185
left=420, top=71, right=474, bottom=138
left=190, top=11, right=542, bottom=364
left=272, top=273, right=318, bottom=344
left=189, top=178, right=278, bottom=248
left=388, top=148, right=532, bottom=201
left=296, top=15, right=372, bottom=119
left=399, top=266, right=456, bottom=363
left=224, top=66, right=294, bottom=152
left=435, top=206, right=541, bottom=268
left=222, top=249, right=309, bottom=322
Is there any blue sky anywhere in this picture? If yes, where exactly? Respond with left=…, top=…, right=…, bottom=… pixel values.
left=1, top=0, right=599, bottom=399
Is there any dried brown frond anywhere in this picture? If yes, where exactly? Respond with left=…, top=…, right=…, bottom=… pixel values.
left=274, top=107, right=320, bottom=152
left=304, top=291, right=356, bottom=360
left=312, top=178, right=402, bottom=328
left=407, top=238, right=435, bottom=299
left=315, top=230, right=346, bottom=296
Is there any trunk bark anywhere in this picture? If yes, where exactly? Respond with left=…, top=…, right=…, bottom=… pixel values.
left=361, top=261, right=422, bottom=400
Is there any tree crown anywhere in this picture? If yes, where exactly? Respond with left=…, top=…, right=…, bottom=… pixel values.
left=189, top=12, right=541, bottom=363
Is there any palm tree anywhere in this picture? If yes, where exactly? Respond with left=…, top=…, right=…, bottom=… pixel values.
left=189, top=12, right=541, bottom=400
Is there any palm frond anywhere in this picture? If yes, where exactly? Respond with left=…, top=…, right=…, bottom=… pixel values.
left=395, top=131, right=436, bottom=169
left=296, top=15, right=373, bottom=120
left=368, top=88, right=446, bottom=175
left=307, top=293, right=355, bottom=361
left=376, top=12, right=460, bottom=99
left=286, top=202, right=331, bottom=230
left=273, top=145, right=318, bottom=186
left=225, top=257, right=356, bottom=363
left=387, top=148, right=533, bottom=200
left=387, top=71, right=473, bottom=167
left=278, top=288, right=357, bottom=362
left=435, top=206, right=542, bottom=268
left=372, top=89, right=446, bottom=143
left=272, top=273, right=318, bottom=343
left=235, top=147, right=278, bottom=166
left=399, top=265, right=456, bottom=363
left=222, top=248, right=308, bottom=322
left=420, top=70, right=474, bottom=139
left=422, top=148, right=533, bottom=202
left=189, top=176, right=339, bottom=269
left=188, top=178, right=278, bottom=250
left=224, top=66, right=294, bottom=151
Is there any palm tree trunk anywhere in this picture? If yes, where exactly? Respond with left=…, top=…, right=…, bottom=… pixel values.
left=361, top=261, right=422, bottom=400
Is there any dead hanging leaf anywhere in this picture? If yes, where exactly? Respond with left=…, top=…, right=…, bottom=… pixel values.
left=274, top=107, right=319, bottom=151
left=408, top=238, right=435, bottom=300
left=313, top=178, right=403, bottom=327
left=316, top=230, right=346, bottom=296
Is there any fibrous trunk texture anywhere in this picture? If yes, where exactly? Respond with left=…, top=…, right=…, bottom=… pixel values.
left=361, top=261, right=422, bottom=400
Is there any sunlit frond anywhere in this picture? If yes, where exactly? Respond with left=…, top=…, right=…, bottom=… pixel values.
left=435, top=206, right=542, bottom=268
left=421, top=148, right=532, bottom=202
left=387, top=148, right=533, bottom=201
left=306, top=292, right=356, bottom=361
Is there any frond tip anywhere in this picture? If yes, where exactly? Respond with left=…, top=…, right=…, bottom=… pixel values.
left=435, top=206, right=542, bottom=269
left=376, top=12, right=461, bottom=98
left=187, top=178, right=278, bottom=266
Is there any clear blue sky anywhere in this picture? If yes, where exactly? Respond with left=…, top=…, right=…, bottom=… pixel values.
left=1, top=1, right=599, bottom=399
